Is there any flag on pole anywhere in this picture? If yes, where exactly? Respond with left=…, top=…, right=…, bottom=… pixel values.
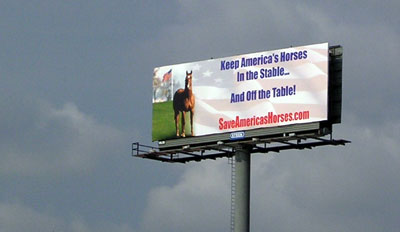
left=162, top=69, right=172, bottom=82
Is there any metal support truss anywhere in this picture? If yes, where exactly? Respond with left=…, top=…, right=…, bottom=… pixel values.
left=132, top=142, right=235, bottom=163
left=132, top=134, right=350, bottom=163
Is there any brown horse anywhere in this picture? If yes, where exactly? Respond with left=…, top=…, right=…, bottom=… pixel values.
left=173, top=71, right=195, bottom=137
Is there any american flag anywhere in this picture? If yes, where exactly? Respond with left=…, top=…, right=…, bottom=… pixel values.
left=162, top=69, right=172, bottom=82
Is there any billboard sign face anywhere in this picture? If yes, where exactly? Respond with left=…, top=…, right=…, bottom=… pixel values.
left=152, top=43, right=328, bottom=141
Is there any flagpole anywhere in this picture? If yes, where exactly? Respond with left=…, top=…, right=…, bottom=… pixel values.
left=170, top=73, right=173, bottom=101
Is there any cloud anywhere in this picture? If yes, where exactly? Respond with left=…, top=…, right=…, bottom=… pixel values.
left=140, top=116, right=400, bottom=231
left=0, top=201, right=134, bottom=232
left=1, top=0, right=399, bottom=231
left=140, top=160, right=231, bottom=232
left=136, top=1, right=400, bottom=230
left=145, top=0, right=400, bottom=129
left=251, top=124, right=400, bottom=231
left=0, top=97, right=123, bottom=176
left=0, top=201, right=60, bottom=232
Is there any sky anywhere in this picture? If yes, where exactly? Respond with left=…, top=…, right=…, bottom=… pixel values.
left=1, top=0, right=399, bottom=231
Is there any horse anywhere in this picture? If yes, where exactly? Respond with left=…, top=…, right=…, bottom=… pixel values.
left=173, top=71, right=195, bottom=137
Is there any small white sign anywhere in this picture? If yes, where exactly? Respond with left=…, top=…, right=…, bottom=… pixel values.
left=230, top=131, right=245, bottom=140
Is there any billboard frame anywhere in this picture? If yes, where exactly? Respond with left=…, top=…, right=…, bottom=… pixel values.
left=135, top=45, right=348, bottom=163
left=152, top=43, right=331, bottom=142
left=132, top=129, right=350, bottom=163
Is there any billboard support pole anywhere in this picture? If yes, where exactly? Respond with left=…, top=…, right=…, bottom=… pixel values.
left=234, top=144, right=252, bottom=232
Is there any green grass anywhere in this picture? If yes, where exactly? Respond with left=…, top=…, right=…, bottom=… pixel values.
left=152, top=101, right=192, bottom=141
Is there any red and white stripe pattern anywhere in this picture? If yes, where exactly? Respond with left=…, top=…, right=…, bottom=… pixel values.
left=192, top=43, right=329, bottom=136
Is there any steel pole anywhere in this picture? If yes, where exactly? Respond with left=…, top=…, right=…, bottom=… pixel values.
left=234, top=145, right=251, bottom=232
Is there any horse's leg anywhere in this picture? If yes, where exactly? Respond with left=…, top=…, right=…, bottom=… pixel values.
left=181, top=111, right=186, bottom=137
left=174, top=111, right=180, bottom=137
left=190, top=109, right=194, bottom=136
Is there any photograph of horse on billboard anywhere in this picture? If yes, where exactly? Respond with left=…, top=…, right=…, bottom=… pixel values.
left=152, top=43, right=328, bottom=141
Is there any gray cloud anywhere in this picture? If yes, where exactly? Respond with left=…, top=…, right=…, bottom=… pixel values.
left=1, top=0, right=399, bottom=231
left=148, top=0, right=400, bottom=127
left=0, top=201, right=60, bottom=232
left=140, top=117, right=400, bottom=231
left=140, top=160, right=231, bottom=232
left=0, top=96, right=123, bottom=176
left=251, top=119, right=400, bottom=231
left=0, top=201, right=134, bottom=232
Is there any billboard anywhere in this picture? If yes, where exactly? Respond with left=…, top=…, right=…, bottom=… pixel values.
left=152, top=43, right=328, bottom=142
